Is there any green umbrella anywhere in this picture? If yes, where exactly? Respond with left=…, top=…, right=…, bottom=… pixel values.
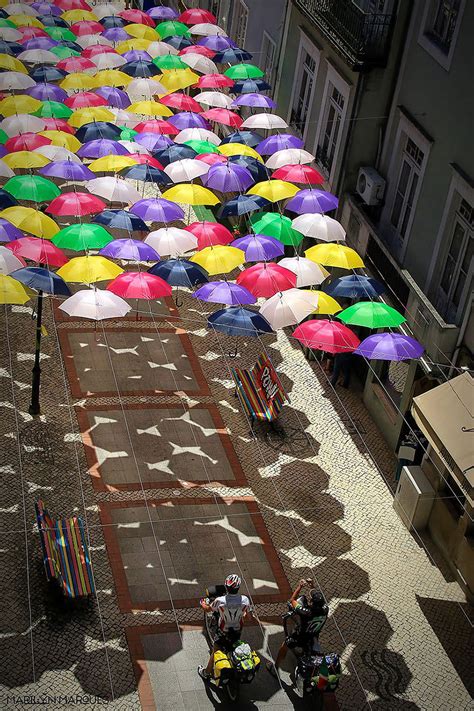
left=183, top=140, right=220, bottom=155
left=120, top=127, right=138, bottom=141
left=224, top=63, right=265, bottom=80
left=156, top=20, right=190, bottom=38
left=45, top=27, right=76, bottom=42
left=338, top=302, right=406, bottom=329
left=52, top=223, right=113, bottom=251
left=0, top=19, right=16, bottom=28
left=152, top=54, right=187, bottom=71
left=34, top=100, right=73, bottom=119
left=50, top=46, right=80, bottom=59
left=4, top=175, right=60, bottom=202
left=0, top=128, right=8, bottom=145
left=250, top=212, right=304, bottom=246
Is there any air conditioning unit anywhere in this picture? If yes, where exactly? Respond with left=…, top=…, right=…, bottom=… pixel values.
left=393, top=466, right=434, bottom=531
left=356, top=167, right=386, bottom=205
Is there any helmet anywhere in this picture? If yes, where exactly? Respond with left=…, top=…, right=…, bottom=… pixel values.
left=225, top=573, right=241, bottom=593
left=310, top=590, right=326, bottom=611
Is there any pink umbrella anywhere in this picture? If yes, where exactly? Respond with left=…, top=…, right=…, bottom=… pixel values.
left=106, top=271, right=171, bottom=299
left=70, top=21, right=104, bottom=36
left=160, top=92, right=202, bottom=113
left=293, top=319, right=360, bottom=354
left=119, top=9, right=155, bottom=27
left=134, top=119, right=179, bottom=135
left=197, top=73, right=234, bottom=89
left=201, top=108, right=243, bottom=128
left=272, top=164, right=325, bottom=185
left=185, top=221, right=233, bottom=248
left=55, top=0, right=91, bottom=9
left=5, top=133, right=51, bottom=152
left=46, top=193, right=106, bottom=217
left=179, top=8, right=216, bottom=24
left=236, top=262, right=296, bottom=297
left=180, top=45, right=215, bottom=58
left=57, top=56, right=96, bottom=73
left=64, top=92, right=109, bottom=109
left=196, top=153, right=228, bottom=166
left=6, top=237, right=68, bottom=268
left=82, top=45, right=117, bottom=58
left=42, top=118, right=75, bottom=133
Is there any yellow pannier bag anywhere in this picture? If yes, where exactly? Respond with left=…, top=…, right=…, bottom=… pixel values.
left=252, top=650, right=261, bottom=669
left=213, top=650, right=232, bottom=683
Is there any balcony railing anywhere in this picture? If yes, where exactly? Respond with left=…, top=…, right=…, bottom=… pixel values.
left=293, top=0, right=396, bottom=68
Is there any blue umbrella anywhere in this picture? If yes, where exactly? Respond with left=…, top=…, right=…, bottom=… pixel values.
left=228, top=155, right=270, bottom=182
left=208, top=306, right=273, bottom=336
left=166, top=35, right=192, bottom=50
left=119, top=164, right=170, bottom=185
left=221, top=130, right=264, bottom=148
left=0, top=189, right=18, bottom=209
left=0, top=41, right=23, bottom=56
left=11, top=267, right=71, bottom=296
left=233, top=79, right=271, bottom=94
left=99, top=15, right=126, bottom=29
left=38, top=15, right=68, bottom=27
left=324, top=275, right=385, bottom=299
left=214, top=48, right=252, bottom=63
left=75, top=122, right=122, bottom=143
left=149, top=259, right=208, bottom=287
left=217, top=194, right=270, bottom=218
left=30, top=66, right=66, bottom=83
left=122, top=59, right=161, bottom=78
left=93, top=209, right=148, bottom=232
left=153, top=144, right=197, bottom=166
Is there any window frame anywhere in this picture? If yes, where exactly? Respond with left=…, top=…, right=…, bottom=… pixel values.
left=260, top=31, right=276, bottom=87
left=232, top=0, right=249, bottom=48
left=287, top=31, right=320, bottom=142
left=418, top=0, right=466, bottom=72
left=437, top=200, right=473, bottom=324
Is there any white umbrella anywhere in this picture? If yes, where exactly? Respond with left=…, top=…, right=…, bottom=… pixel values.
left=34, top=145, right=83, bottom=163
left=164, top=159, right=210, bottom=183
left=146, top=41, right=178, bottom=58
left=18, top=50, right=57, bottom=64
left=174, top=127, right=221, bottom=145
left=180, top=54, right=218, bottom=75
left=278, top=256, right=329, bottom=287
left=194, top=91, right=233, bottom=108
left=0, top=160, right=15, bottom=179
left=91, top=53, right=126, bottom=70
left=5, top=3, right=39, bottom=15
left=75, top=35, right=113, bottom=49
left=265, top=148, right=315, bottom=169
left=189, top=23, right=227, bottom=36
left=126, top=77, right=167, bottom=100
left=241, top=113, right=288, bottom=130
left=105, top=107, right=139, bottom=127
left=118, top=139, right=150, bottom=155
left=259, top=288, right=319, bottom=329
left=145, top=227, right=197, bottom=257
left=93, top=4, right=121, bottom=19
left=0, top=71, right=35, bottom=90
left=85, top=177, right=141, bottom=204
left=0, top=28, right=22, bottom=42
left=0, top=246, right=25, bottom=275
left=59, top=289, right=131, bottom=321
left=292, top=214, right=346, bottom=242
left=1, top=114, right=46, bottom=136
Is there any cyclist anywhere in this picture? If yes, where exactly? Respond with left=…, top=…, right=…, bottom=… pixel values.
left=267, top=578, right=329, bottom=676
left=198, top=573, right=255, bottom=681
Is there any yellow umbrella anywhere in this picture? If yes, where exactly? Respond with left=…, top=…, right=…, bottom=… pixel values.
left=88, top=155, right=138, bottom=173
left=57, top=256, right=123, bottom=284
left=0, top=53, right=27, bottom=73
left=306, top=290, right=342, bottom=316
left=116, top=39, right=151, bottom=54
left=0, top=273, right=32, bottom=304
left=68, top=107, right=115, bottom=128
left=159, top=69, right=199, bottom=93
left=92, top=70, right=132, bottom=87
left=305, top=243, right=365, bottom=269
left=218, top=142, right=263, bottom=162
left=125, top=23, right=159, bottom=41
left=61, top=9, right=98, bottom=22
left=161, top=184, right=219, bottom=206
left=128, top=100, right=172, bottom=117
left=60, top=72, right=96, bottom=91
left=8, top=15, right=44, bottom=28
left=39, top=130, right=81, bottom=152
left=0, top=94, right=41, bottom=116
left=3, top=151, right=50, bottom=169
left=0, top=206, right=59, bottom=239
left=190, top=246, right=245, bottom=275
left=247, top=180, right=300, bottom=202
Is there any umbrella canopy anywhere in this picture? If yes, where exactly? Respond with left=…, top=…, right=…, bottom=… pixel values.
left=231, top=233, right=284, bottom=262
left=305, top=243, right=364, bottom=269
left=195, top=90, right=232, bottom=108
left=164, top=157, right=209, bottom=183
left=85, top=176, right=141, bottom=204
left=196, top=72, right=233, bottom=88
left=3, top=150, right=49, bottom=170
left=338, top=302, right=406, bottom=329
left=0, top=245, right=25, bottom=274
left=0, top=216, right=23, bottom=242
left=160, top=91, right=202, bottom=112
left=309, top=291, right=342, bottom=316
left=354, top=333, right=424, bottom=361
left=6, top=236, right=67, bottom=266
left=0, top=272, right=31, bottom=303
left=185, top=221, right=233, bottom=249
left=57, top=254, right=123, bottom=283
left=260, top=288, right=319, bottom=329
left=130, top=197, right=184, bottom=223
left=107, top=271, right=171, bottom=299
left=145, top=226, right=196, bottom=257
left=286, top=189, right=339, bottom=215
left=257, top=133, right=304, bottom=155
left=190, top=245, right=245, bottom=275
left=324, top=274, right=385, bottom=299
left=161, top=183, right=219, bottom=206
left=231, top=93, right=276, bottom=109
left=278, top=256, right=329, bottom=287
left=208, top=306, right=272, bottom=337
left=77, top=138, right=129, bottom=158
left=53, top=223, right=112, bottom=251
left=148, top=258, right=208, bottom=287
left=224, top=63, right=264, bottom=80
left=46, top=192, right=106, bottom=216
left=248, top=179, right=299, bottom=202
left=241, top=113, right=288, bottom=130
left=272, top=164, right=324, bottom=185
left=100, top=238, right=159, bottom=261
left=218, top=194, right=269, bottom=218
left=221, top=130, right=263, bottom=148
left=293, top=319, right=360, bottom=354
left=120, top=163, right=169, bottom=184
left=0, top=205, right=58, bottom=238
left=4, top=174, right=60, bottom=202
left=250, top=212, right=304, bottom=247
left=237, top=262, right=296, bottom=297
left=292, top=214, right=346, bottom=242
left=204, top=162, right=253, bottom=192
left=11, top=265, right=71, bottom=295
left=193, top=280, right=255, bottom=306
left=265, top=148, right=315, bottom=169
left=93, top=208, right=147, bottom=231
left=59, top=287, right=131, bottom=319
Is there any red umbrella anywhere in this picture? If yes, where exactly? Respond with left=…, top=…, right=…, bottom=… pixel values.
left=197, top=74, right=234, bottom=89
left=6, top=237, right=68, bottom=268
left=55, top=0, right=91, bottom=9
left=46, top=193, right=106, bottom=217
left=272, top=164, right=325, bottom=184
left=185, top=221, right=233, bottom=249
left=236, top=262, right=296, bottom=298
left=293, top=319, right=360, bottom=354
left=17, top=27, right=48, bottom=42
left=119, top=9, right=155, bottom=27
left=159, top=92, right=202, bottom=113
left=82, top=46, right=117, bottom=58
left=180, top=45, right=215, bottom=58
left=196, top=153, right=228, bottom=166
left=5, top=133, right=51, bottom=152
left=70, top=21, right=104, bottom=36
left=201, top=108, right=243, bottom=128
left=127, top=154, right=163, bottom=169
left=42, top=118, right=76, bottom=134
left=134, top=120, right=179, bottom=136
left=65, top=92, right=108, bottom=109
left=106, top=272, right=171, bottom=299
left=57, top=56, right=96, bottom=73
left=179, top=8, right=217, bottom=24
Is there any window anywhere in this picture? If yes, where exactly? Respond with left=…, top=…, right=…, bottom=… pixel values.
left=316, top=83, right=345, bottom=178
left=438, top=199, right=473, bottom=323
left=418, top=0, right=465, bottom=71
left=290, top=50, right=317, bottom=137
left=390, top=137, right=424, bottom=240
left=232, top=0, right=248, bottom=48
left=260, top=32, right=276, bottom=86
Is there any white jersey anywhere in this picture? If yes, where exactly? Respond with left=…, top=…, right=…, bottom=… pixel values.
left=211, top=593, right=250, bottom=632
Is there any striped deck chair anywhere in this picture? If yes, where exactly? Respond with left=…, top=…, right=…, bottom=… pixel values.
left=35, top=500, right=95, bottom=598
left=231, top=353, right=287, bottom=425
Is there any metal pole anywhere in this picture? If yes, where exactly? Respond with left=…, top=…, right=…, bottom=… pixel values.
left=29, top=290, right=43, bottom=416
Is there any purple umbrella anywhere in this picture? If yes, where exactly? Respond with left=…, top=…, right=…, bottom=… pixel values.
left=203, top=163, right=254, bottom=192
left=134, top=132, right=173, bottom=151
left=0, top=145, right=6, bottom=158
left=23, top=37, right=59, bottom=50
left=193, top=280, right=256, bottom=306
left=130, top=198, right=184, bottom=223
left=77, top=139, right=130, bottom=159
left=122, top=50, right=152, bottom=62
left=39, top=160, right=95, bottom=181
left=147, top=6, right=178, bottom=19
left=0, top=217, right=22, bottom=242
left=167, top=112, right=211, bottom=131
left=197, top=35, right=236, bottom=52
left=95, top=86, right=130, bottom=109
left=99, top=238, right=160, bottom=261
left=231, top=233, right=284, bottom=262
left=285, top=189, right=339, bottom=215
left=32, top=2, right=62, bottom=14
left=257, top=133, right=304, bottom=155
left=231, top=94, right=276, bottom=109
left=354, top=333, right=424, bottom=361
left=26, top=83, right=67, bottom=102
left=102, top=28, right=130, bottom=42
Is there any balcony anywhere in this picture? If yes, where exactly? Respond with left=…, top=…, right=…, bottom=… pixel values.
left=293, top=0, right=397, bottom=69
